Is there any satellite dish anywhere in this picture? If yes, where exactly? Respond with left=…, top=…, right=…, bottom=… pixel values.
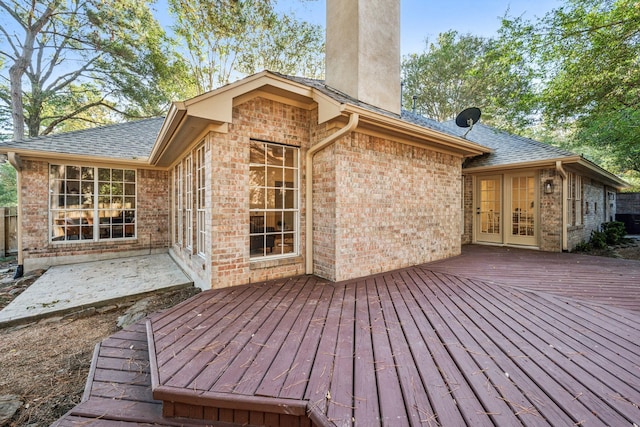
left=455, top=107, right=481, bottom=138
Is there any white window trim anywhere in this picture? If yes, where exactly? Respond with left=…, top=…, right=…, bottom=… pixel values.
left=49, top=165, right=137, bottom=243
left=195, top=144, right=206, bottom=258
left=175, top=163, right=183, bottom=246
left=184, top=154, right=193, bottom=250
left=249, top=140, right=300, bottom=260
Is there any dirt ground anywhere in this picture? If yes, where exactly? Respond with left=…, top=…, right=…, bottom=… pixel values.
left=0, top=239, right=639, bottom=426
left=0, top=262, right=199, bottom=427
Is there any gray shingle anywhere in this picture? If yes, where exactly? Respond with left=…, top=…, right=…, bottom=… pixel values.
left=280, top=74, right=457, bottom=134
left=0, top=117, right=164, bottom=161
left=439, top=121, right=576, bottom=168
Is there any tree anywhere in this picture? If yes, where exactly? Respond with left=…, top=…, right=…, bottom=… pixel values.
left=499, top=0, right=640, bottom=174
left=169, top=0, right=324, bottom=94
left=0, top=162, right=16, bottom=206
left=0, top=0, right=192, bottom=140
left=401, top=30, right=536, bottom=130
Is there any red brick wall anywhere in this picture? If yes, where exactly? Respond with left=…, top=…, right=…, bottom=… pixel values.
left=314, top=132, right=463, bottom=282
left=20, top=159, right=170, bottom=271
left=170, top=98, right=314, bottom=289
left=462, top=174, right=473, bottom=245
left=539, top=169, right=563, bottom=252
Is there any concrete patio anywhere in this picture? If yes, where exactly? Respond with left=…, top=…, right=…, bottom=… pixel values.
left=0, top=253, right=193, bottom=327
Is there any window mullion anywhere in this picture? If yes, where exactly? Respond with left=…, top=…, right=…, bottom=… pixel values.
left=93, top=167, right=99, bottom=242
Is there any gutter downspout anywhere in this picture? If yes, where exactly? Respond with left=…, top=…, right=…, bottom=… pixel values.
left=555, top=160, right=568, bottom=251
left=305, top=113, right=359, bottom=275
left=8, top=152, right=23, bottom=278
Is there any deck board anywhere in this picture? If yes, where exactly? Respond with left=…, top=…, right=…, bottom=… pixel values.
left=426, top=245, right=640, bottom=312
left=252, top=281, right=327, bottom=398
left=447, top=273, right=635, bottom=425
left=351, top=279, right=381, bottom=426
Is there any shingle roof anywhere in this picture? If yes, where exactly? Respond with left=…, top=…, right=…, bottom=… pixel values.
left=439, top=121, right=576, bottom=168
left=281, top=74, right=457, bottom=135
left=0, top=117, right=164, bottom=161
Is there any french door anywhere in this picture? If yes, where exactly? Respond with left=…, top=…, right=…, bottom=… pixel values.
left=476, top=173, right=538, bottom=247
left=476, top=176, right=503, bottom=243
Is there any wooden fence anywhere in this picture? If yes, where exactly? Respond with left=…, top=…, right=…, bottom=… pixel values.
left=0, top=207, right=18, bottom=257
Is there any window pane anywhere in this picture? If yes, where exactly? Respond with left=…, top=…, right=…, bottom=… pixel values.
left=250, top=143, right=265, bottom=164
left=50, top=165, right=64, bottom=179
left=81, top=167, right=94, bottom=180
left=284, top=147, right=296, bottom=168
left=66, top=166, right=80, bottom=180
left=266, top=145, right=284, bottom=166
left=266, top=188, right=278, bottom=209
left=112, top=225, right=123, bottom=238
left=124, top=170, right=135, bottom=182
left=112, top=169, right=124, bottom=181
left=250, top=166, right=265, bottom=187
left=81, top=181, right=93, bottom=195
left=98, top=168, right=111, bottom=181
left=98, top=183, right=111, bottom=195
left=81, top=226, right=93, bottom=240
left=100, top=226, right=111, bottom=239
left=283, top=212, right=295, bottom=230
left=67, top=180, right=80, bottom=194
left=125, top=183, right=135, bottom=195
left=250, top=188, right=265, bottom=210
left=266, top=166, right=281, bottom=186
left=284, top=190, right=296, bottom=209
left=66, top=195, right=80, bottom=207
left=112, top=183, right=123, bottom=196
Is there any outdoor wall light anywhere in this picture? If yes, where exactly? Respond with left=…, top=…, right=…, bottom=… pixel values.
left=544, top=180, right=554, bottom=194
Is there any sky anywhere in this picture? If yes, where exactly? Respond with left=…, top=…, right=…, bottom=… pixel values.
left=274, top=0, right=563, bottom=56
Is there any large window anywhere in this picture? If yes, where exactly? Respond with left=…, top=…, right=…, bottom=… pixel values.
left=184, top=154, right=193, bottom=250
left=568, top=172, right=582, bottom=226
left=249, top=140, right=299, bottom=258
left=173, top=143, right=207, bottom=258
left=196, top=145, right=206, bottom=257
left=175, top=162, right=183, bottom=246
left=50, top=165, right=136, bottom=241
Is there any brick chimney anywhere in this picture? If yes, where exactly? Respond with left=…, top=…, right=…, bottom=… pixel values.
left=325, top=0, right=401, bottom=115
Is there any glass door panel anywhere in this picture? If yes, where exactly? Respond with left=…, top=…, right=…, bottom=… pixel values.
left=507, top=174, right=537, bottom=246
left=476, top=176, right=503, bottom=243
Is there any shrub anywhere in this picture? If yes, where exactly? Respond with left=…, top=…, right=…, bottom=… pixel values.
left=601, top=221, right=627, bottom=245
left=573, top=240, right=591, bottom=252
left=589, top=230, right=608, bottom=249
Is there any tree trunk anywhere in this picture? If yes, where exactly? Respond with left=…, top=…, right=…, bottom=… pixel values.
left=8, top=61, right=25, bottom=141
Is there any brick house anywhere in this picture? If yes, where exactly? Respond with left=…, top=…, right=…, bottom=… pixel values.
left=0, top=0, right=625, bottom=288
left=441, top=122, right=627, bottom=252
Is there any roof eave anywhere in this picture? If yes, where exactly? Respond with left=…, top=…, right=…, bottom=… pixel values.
left=343, top=104, right=490, bottom=157
left=464, top=156, right=629, bottom=190
left=0, top=148, right=151, bottom=167
left=149, top=102, right=187, bottom=165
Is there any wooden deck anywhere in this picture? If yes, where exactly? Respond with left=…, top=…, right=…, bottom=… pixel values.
left=428, top=244, right=640, bottom=312
left=54, top=246, right=640, bottom=426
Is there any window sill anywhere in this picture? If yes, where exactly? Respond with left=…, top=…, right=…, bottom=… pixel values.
left=50, top=237, right=138, bottom=244
left=250, top=255, right=303, bottom=270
